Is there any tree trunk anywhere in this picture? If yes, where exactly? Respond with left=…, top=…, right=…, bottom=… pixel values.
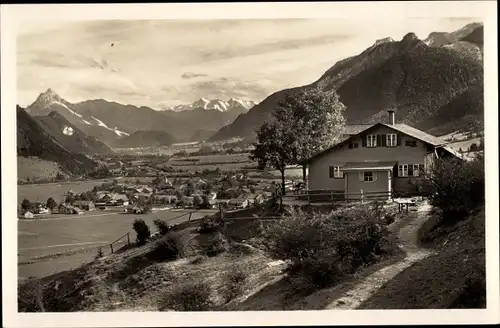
left=280, top=169, right=286, bottom=196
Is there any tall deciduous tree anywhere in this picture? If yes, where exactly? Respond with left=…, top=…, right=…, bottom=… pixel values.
left=250, top=87, right=346, bottom=195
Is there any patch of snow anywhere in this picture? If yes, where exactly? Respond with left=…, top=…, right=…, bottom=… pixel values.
left=82, top=119, right=92, bottom=125
left=91, top=116, right=129, bottom=136
left=53, top=101, right=83, bottom=118
left=62, top=126, right=74, bottom=136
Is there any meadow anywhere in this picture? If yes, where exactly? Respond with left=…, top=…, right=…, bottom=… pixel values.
left=18, top=208, right=217, bottom=279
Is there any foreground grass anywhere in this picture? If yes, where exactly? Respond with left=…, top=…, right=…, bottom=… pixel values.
left=359, top=207, right=485, bottom=309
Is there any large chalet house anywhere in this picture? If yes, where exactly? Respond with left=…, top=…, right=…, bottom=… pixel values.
left=300, top=110, right=461, bottom=199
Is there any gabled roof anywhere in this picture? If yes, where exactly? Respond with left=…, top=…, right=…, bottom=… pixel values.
left=301, top=123, right=446, bottom=164
left=342, top=124, right=375, bottom=135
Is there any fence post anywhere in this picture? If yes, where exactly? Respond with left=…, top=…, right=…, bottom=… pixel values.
left=188, top=212, right=192, bottom=223
left=110, top=244, right=114, bottom=254
left=331, top=191, right=334, bottom=205
left=127, top=232, right=130, bottom=245
left=307, top=191, right=310, bottom=205
left=360, top=189, right=364, bottom=204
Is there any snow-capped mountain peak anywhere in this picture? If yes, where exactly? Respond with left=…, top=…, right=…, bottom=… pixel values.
left=165, top=97, right=257, bottom=112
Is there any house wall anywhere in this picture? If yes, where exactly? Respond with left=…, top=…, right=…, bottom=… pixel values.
left=346, top=171, right=391, bottom=199
left=308, top=125, right=430, bottom=193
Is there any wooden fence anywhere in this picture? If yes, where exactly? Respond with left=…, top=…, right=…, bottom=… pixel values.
left=282, top=189, right=393, bottom=205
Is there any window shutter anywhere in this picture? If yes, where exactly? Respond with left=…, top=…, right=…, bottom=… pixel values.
left=408, top=165, right=414, bottom=176
left=397, top=134, right=402, bottom=146
left=393, top=165, right=398, bottom=177
left=361, top=135, right=367, bottom=147
left=376, top=135, right=382, bottom=147
left=359, top=172, right=364, bottom=181
left=329, top=166, right=333, bottom=178
left=373, top=172, right=378, bottom=181
left=381, top=135, right=387, bottom=147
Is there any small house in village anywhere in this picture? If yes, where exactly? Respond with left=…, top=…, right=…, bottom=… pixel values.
left=125, top=205, right=144, bottom=214
left=228, top=195, right=250, bottom=209
left=300, top=110, right=462, bottom=200
left=72, top=200, right=96, bottom=211
left=58, top=204, right=84, bottom=215
left=23, top=211, right=34, bottom=219
left=248, top=193, right=265, bottom=206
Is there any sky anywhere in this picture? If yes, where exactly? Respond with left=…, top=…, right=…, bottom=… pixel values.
left=17, top=17, right=479, bottom=110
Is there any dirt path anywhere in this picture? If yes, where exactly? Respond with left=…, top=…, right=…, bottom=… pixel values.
left=321, top=202, right=435, bottom=309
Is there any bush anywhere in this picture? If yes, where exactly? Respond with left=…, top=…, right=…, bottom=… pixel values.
left=133, top=219, right=151, bottom=245
left=261, top=205, right=396, bottom=291
left=21, top=199, right=32, bottom=211
left=222, top=265, right=249, bottom=302
left=204, top=232, right=229, bottom=257
left=199, top=215, right=225, bottom=234
left=18, top=278, right=45, bottom=312
left=94, top=247, right=104, bottom=260
left=420, top=155, right=484, bottom=222
left=154, top=219, right=170, bottom=235
left=148, top=232, right=187, bottom=261
left=158, top=281, right=214, bottom=311
left=190, top=255, right=208, bottom=264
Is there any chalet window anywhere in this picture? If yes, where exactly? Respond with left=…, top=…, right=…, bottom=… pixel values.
left=348, top=143, right=359, bottom=149
left=360, top=171, right=377, bottom=182
left=398, top=164, right=409, bottom=177
left=412, top=164, right=420, bottom=177
left=405, top=140, right=417, bottom=147
left=329, top=165, right=343, bottom=179
left=386, top=134, right=397, bottom=147
left=366, top=135, right=377, bottom=147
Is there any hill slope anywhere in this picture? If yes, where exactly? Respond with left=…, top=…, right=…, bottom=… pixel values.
left=34, top=111, right=113, bottom=154
left=209, top=23, right=483, bottom=142
left=112, top=130, right=176, bottom=148
left=17, top=106, right=98, bottom=176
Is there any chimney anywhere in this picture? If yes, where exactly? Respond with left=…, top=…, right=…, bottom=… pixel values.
left=387, top=110, right=395, bottom=125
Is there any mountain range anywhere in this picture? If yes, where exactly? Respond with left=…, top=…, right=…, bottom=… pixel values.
left=163, top=97, right=256, bottom=112
left=209, top=22, right=484, bottom=141
left=26, top=91, right=255, bottom=145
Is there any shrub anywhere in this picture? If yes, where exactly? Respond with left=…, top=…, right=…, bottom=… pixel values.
left=21, top=199, right=32, bottom=211
left=18, top=278, right=45, bottom=312
left=148, top=232, right=187, bottom=261
left=190, top=254, right=208, bottom=264
left=158, top=281, right=214, bottom=311
left=261, top=205, right=395, bottom=291
left=154, top=219, right=170, bottom=235
left=204, top=232, right=229, bottom=257
left=199, top=215, right=225, bottom=234
left=222, top=265, right=249, bottom=302
left=94, top=247, right=104, bottom=260
left=193, top=195, right=203, bottom=208
left=420, top=155, right=484, bottom=222
left=133, top=219, right=151, bottom=245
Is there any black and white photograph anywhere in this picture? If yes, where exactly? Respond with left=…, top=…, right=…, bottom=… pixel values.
left=1, top=2, right=498, bottom=327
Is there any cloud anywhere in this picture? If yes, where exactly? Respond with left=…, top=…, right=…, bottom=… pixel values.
left=181, top=72, right=208, bottom=79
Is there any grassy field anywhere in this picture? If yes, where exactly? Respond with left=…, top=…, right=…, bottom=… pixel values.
left=17, top=156, right=64, bottom=181
left=18, top=208, right=217, bottom=279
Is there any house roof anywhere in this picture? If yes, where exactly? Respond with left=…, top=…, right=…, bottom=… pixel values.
left=73, top=200, right=94, bottom=205
left=301, top=123, right=446, bottom=164
left=342, top=161, right=397, bottom=171
left=342, top=124, right=375, bottom=135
